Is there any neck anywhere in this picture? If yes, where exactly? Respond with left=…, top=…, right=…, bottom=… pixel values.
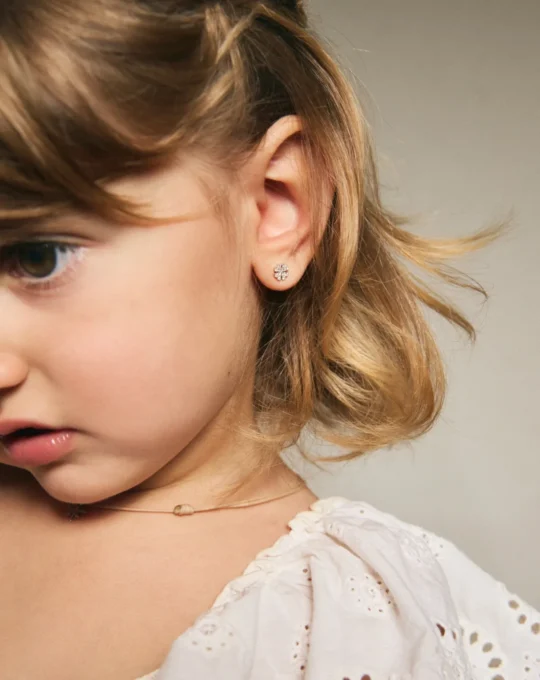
left=106, top=391, right=301, bottom=511
left=97, top=455, right=303, bottom=513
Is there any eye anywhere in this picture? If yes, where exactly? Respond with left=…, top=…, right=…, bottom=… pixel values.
left=0, top=240, right=87, bottom=292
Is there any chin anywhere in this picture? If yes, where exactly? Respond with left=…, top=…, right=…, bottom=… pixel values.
left=31, top=461, right=131, bottom=506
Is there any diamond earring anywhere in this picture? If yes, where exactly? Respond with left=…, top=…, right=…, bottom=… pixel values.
left=273, top=263, right=290, bottom=282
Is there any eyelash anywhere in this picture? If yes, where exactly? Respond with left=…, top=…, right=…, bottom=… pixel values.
left=0, top=240, right=87, bottom=293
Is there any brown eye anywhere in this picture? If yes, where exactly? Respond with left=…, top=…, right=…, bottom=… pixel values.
left=0, top=240, right=85, bottom=292
left=9, top=242, right=61, bottom=279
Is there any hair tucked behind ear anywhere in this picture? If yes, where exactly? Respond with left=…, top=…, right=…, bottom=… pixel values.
left=0, top=0, right=509, bottom=472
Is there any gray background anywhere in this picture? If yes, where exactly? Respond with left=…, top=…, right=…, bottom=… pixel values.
left=289, top=0, right=539, bottom=607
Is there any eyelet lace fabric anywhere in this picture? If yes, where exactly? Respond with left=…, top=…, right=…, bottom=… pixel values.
left=136, top=497, right=540, bottom=680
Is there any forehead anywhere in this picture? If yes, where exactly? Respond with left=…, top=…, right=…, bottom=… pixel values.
left=0, top=170, right=226, bottom=254
left=0, top=159, right=226, bottom=244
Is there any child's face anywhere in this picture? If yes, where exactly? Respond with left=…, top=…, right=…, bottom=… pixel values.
left=0, top=155, right=262, bottom=503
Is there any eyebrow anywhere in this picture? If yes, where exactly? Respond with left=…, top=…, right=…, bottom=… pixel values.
left=0, top=221, right=39, bottom=240
left=0, top=216, right=74, bottom=244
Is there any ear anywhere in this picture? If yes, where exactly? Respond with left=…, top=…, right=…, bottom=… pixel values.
left=243, top=115, right=334, bottom=291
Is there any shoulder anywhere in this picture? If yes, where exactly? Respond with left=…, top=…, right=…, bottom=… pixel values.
left=138, top=496, right=540, bottom=679
left=307, top=497, right=540, bottom=677
left=310, top=495, right=538, bottom=612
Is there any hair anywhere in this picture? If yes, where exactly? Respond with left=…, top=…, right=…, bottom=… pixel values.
left=0, top=0, right=510, bottom=475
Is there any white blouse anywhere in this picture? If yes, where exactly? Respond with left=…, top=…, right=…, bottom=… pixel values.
left=137, top=496, right=540, bottom=680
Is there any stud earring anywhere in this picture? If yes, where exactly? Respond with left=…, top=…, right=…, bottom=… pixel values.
left=273, top=263, right=290, bottom=282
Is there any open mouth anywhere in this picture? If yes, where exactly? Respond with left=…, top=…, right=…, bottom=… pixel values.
left=2, top=427, right=55, bottom=444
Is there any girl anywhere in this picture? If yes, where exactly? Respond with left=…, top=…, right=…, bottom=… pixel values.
left=0, top=1, right=537, bottom=679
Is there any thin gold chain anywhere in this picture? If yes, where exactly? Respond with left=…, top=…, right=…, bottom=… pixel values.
left=67, top=482, right=306, bottom=520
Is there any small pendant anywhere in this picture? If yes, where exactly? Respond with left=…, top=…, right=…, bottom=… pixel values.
left=67, top=504, right=88, bottom=521
left=173, top=504, right=195, bottom=516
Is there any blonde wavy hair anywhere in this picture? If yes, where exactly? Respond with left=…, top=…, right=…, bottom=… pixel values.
left=0, top=0, right=509, bottom=469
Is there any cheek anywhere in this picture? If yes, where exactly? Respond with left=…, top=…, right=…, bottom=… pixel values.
left=51, top=238, right=252, bottom=443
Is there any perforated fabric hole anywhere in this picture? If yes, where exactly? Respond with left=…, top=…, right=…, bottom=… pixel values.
left=460, top=620, right=509, bottom=674
left=432, top=620, right=468, bottom=678
left=288, top=618, right=311, bottom=673
left=342, top=569, right=397, bottom=618
left=181, top=616, right=237, bottom=657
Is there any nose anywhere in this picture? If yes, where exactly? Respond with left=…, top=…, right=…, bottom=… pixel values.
left=0, top=352, right=29, bottom=391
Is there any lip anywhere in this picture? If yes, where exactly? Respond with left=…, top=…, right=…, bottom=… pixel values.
left=0, top=419, right=59, bottom=437
left=1, top=429, right=77, bottom=466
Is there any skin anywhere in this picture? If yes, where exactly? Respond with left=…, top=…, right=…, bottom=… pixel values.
left=0, top=115, right=333, bottom=513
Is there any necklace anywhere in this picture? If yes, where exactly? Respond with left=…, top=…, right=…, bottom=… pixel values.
left=66, top=482, right=306, bottom=521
